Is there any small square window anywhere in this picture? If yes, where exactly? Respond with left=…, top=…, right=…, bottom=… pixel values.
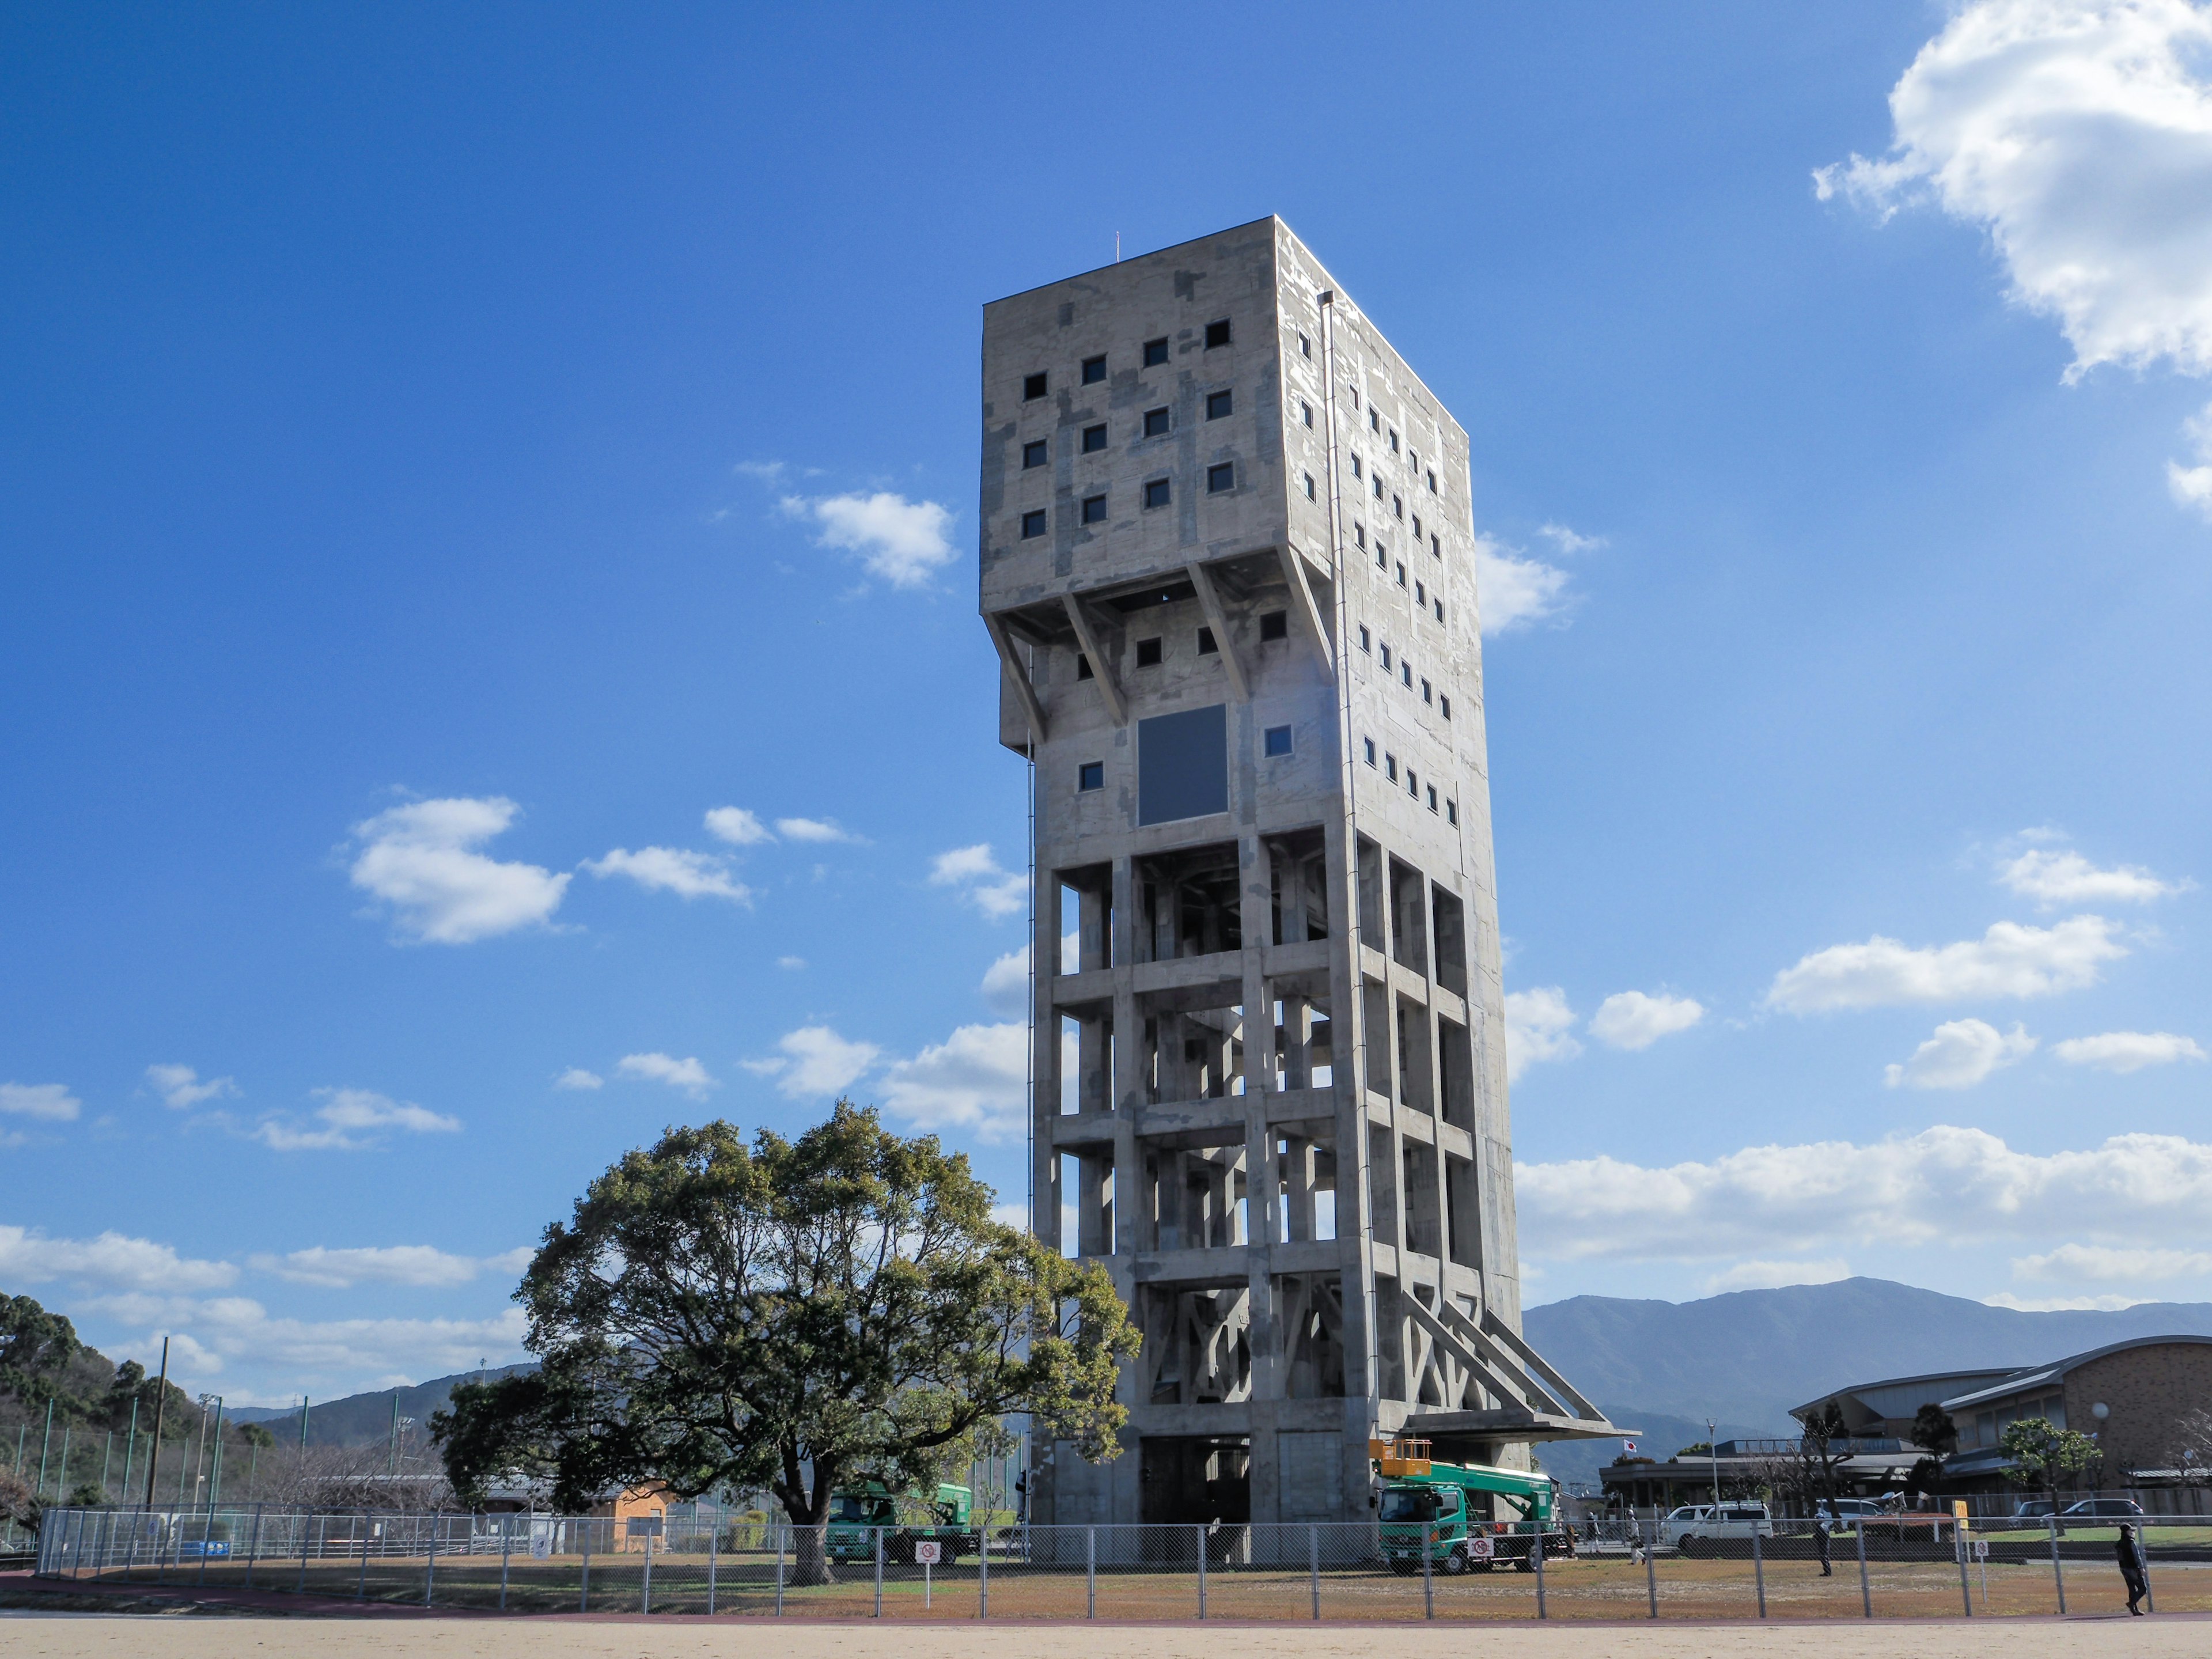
left=1206, top=462, right=1234, bottom=494
left=1389, top=428, right=1399, bottom=453
left=1021, top=509, right=1047, bottom=539
left=1434, top=599, right=1445, bottom=623
left=1259, top=610, right=1288, bottom=641
left=1205, top=319, right=1232, bottom=349
left=1426, top=785, right=1438, bottom=812
left=1406, top=768, right=1418, bottom=798
left=1024, top=372, right=1048, bottom=400
left=1351, top=453, right=1363, bottom=479
left=1393, top=494, right=1403, bottom=518
left=1427, top=469, right=1438, bottom=493
left=1082, top=354, right=1107, bottom=384
left=1355, top=523, right=1366, bottom=548
left=1412, top=513, right=1422, bottom=539
left=1350, top=387, right=1360, bottom=409
left=1440, top=694, right=1452, bottom=719
left=1369, top=408, right=1380, bottom=433
left=1143, top=337, right=1170, bottom=367
left=1446, top=799, right=1458, bottom=825
left=1022, top=439, right=1048, bottom=469
left=1410, top=450, right=1419, bottom=472
left=1082, top=423, right=1108, bottom=453
left=1301, top=400, right=1313, bottom=427
left=1431, top=533, right=1441, bottom=558
left=1303, top=472, right=1316, bottom=500
left=1385, top=753, right=1399, bottom=782
left=1396, top=563, right=1407, bottom=586
left=1401, top=661, right=1412, bottom=687
left=1143, top=407, right=1171, bottom=438
left=1078, top=761, right=1104, bottom=791
left=1082, top=493, right=1107, bottom=525
left=1143, top=477, right=1171, bottom=509
left=1364, top=738, right=1377, bottom=767
left=1206, top=389, right=1233, bottom=420
left=1264, top=724, right=1293, bottom=757
left=1373, top=476, right=1384, bottom=500
left=1196, top=626, right=1217, bottom=655
left=1421, top=678, right=1432, bottom=704
left=1377, top=544, right=1387, bottom=569
left=1076, top=654, right=1094, bottom=680
left=1379, top=643, right=1392, bottom=669
left=1415, top=581, right=1426, bottom=607
left=1298, top=332, right=1311, bottom=358
left=1358, top=625, right=1371, bottom=652
left=1135, top=637, right=1162, bottom=667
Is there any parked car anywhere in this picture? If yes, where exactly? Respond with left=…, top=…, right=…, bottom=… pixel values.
left=2012, top=1499, right=2058, bottom=1521
left=1815, top=1498, right=1887, bottom=1524
left=2061, top=1498, right=2145, bottom=1519
left=1661, top=1503, right=1772, bottom=1555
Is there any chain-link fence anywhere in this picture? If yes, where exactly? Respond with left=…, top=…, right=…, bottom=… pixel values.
left=32, top=1507, right=2210, bottom=1619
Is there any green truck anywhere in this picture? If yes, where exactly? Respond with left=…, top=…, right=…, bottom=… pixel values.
left=825, top=1481, right=978, bottom=1565
left=1373, top=1438, right=1573, bottom=1574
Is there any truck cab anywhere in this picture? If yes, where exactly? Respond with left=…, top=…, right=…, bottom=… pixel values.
left=1372, top=1437, right=1572, bottom=1575
left=825, top=1482, right=977, bottom=1564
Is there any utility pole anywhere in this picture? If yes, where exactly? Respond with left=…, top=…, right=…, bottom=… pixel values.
left=299, top=1396, right=310, bottom=1450
left=37, top=1400, right=54, bottom=1497
left=1707, top=1418, right=1721, bottom=1509
left=206, top=1398, right=226, bottom=1507
left=388, top=1392, right=401, bottom=1477
left=143, top=1338, right=170, bottom=1508
left=122, top=1399, right=140, bottom=1502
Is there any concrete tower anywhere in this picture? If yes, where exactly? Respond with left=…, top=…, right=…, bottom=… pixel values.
left=979, top=219, right=1613, bottom=1531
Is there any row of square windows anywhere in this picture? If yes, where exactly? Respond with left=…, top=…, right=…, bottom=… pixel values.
left=1363, top=737, right=1460, bottom=825
left=1357, top=625, right=1452, bottom=718
left=1074, top=718, right=1299, bottom=795
left=1074, top=613, right=1291, bottom=680
left=1020, top=321, right=1235, bottom=402
left=1019, top=465, right=1235, bottom=536
left=1019, top=391, right=1236, bottom=471
left=1290, top=392, right=1440, bottom=495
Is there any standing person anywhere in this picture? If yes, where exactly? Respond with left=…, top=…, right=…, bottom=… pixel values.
left=2118, top=1524, right=2149, bottom=1615
left=1814, top=1505, right=1834, bottom=1577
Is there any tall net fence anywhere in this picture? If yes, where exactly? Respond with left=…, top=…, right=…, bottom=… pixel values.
left=32, top=1507, right=2211, bottom=1620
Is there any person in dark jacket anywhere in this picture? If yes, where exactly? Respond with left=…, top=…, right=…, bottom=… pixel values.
left=2118, top=1524, right=2149, bottom=1615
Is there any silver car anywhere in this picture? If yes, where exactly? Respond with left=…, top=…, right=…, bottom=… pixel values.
left=1660, top=1502, right=1774, bottom=1555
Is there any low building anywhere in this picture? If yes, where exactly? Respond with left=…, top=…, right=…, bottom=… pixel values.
left=1597, top=1438, right=1919, bottom=1512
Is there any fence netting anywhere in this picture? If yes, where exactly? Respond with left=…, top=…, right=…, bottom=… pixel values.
left=33, top=1507, right=2209, bottom=1619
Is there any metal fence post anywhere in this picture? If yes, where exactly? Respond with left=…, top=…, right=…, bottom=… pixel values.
left=706, top=1518, right=717, bottom=1615
left=356, top=1510, right=370, bottom=1601
left=1752, top=1522, right=1766, bottom=1618
left=641, top=1529, right=653, bottom=1615
left=297, top=1508, right=312, bottom=1594
left=2048, top=1513, right=2066, bottom=1614
left=499, top=1513, right=512, bottom=1611
left=424, top=1512, right=441, bottom=1607
left=775, top=1524, right=785, bottom=1616
left=1533, top=1520, right=1547, bottom=1619
left=1309, top=1522, right=1320, bottom=1620
left=979, top=1518, right=988, bottom=1619
left=1087, top=1524, right=1096, bottom=1619
left=1645, top=1516, right=1658, bottom=1618
left=1422, top=1524, right=1434, bottom=1619
left=873, top=1525, right=883, bottom=1618
left=245, top=1503, right=263, bottom=1588
left=1857, top=1517, right=1870, bottom=1618
left=1196, top=1524, right=1207, bottom=1619
left=580, top=1517, right=592, bottom=1613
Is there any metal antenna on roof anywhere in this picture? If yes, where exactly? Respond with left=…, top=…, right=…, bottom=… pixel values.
left=1115, top=232, right=1120, bottom=263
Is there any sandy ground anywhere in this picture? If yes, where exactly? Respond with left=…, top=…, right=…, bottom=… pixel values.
left=1, top=1614, right=2205, bottom=1659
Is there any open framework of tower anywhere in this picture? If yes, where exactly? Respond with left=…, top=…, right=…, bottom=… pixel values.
left=979, top=219, right=1615, bottom=1530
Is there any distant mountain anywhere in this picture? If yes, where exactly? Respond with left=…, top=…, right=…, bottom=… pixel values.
left=228, top=1366, right=531, bottom=1445
left=1522, top=1277, right=2212, bottom=1493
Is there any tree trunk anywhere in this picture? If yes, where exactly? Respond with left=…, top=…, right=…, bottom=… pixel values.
left=788, top=1522, right=834, bottom=1586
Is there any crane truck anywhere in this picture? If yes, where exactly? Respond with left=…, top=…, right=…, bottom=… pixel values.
left=1372, top=1437, right=1574, bottom=1574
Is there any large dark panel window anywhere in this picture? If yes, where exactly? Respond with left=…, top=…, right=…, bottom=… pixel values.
left=1137, top=704, right=1228, bottom=826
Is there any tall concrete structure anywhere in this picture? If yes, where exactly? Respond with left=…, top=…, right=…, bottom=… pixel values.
left=979, top=219, right=1613, bottom=1530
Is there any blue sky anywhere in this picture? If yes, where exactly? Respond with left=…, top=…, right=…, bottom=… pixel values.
left=5, top=2, right=2211, bottom=1403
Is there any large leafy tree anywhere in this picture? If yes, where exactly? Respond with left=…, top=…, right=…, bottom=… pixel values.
left=0, top=1293, right=79, bottom=1407
left=2001, top=1416, right=2101, bottom=1512
left=435, top=1103, right=1138, bottom=1576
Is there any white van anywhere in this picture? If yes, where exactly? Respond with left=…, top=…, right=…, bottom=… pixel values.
left=1661, top=1502, right=1774, bottom=1554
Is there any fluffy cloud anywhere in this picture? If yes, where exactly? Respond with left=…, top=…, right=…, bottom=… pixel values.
left=2174, top=399, right=2212, bottom=518
left=1516, top=1125, right=2212, bottom=1262
left=146, top=1064, right=236, bottom=1111
left=2052, top=1029, right=2209, bottom=1071
left=2012, top=1242, right=2212, bottom=1282
left=1589, top=991, right=1705, bottom=1051
left=1536, top=522, right=1608, bottom=554
left=252, top=1088, right=462, bottom=1152
left=1702, top=1259, right=1853, bottom=1296
left=1884, top=1018, right=2038, bottom=1089
left=879, top=1022, right=1028, bottom=1143
left=777, top=956, right=806, bottom=971
left=704, top=806, right=774, bottom=846
left=552, top=1067, right=604, bottom=1090
left=616, top=1052, right=717, bottom=1099
left=1997, top=835, right=2186, bottom=905
left=580, top=846, right=751, bottom=903
left=1472, top=537, right=1572, bottom=635
left=930, top=843, right=1028, bottom=921
left=775, top=817, right=861, bottom=844
left=982, top=947, right=1032, bottom=1020
left=349, top=797, right=568, bottom=944
left=0, top=1082, right=80, bottom=1121
left=782, top=491, right=957, bottom=587
left=247, top=1244, right=530, bottom=1289
left=742, top=1026, right=879, bottom=1099
left=0, top=1226, right=237, bottom=1293
left=1505, top=987, right=1581, bottom=1080
left=1765, top=915, right=2125, bottom=1011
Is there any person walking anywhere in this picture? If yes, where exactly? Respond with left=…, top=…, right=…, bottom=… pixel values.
left=2117, top=1523, right=2150, bottom=1615
left=1814, top=1506, right=1834, bottom=1577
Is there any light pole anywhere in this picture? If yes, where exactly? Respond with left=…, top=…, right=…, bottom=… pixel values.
left=1707, top=1418, right=1721, bottom=1509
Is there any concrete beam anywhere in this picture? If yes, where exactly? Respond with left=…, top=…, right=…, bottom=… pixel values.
left=1059, top=595, right=1127, bottom=726
left=1184, top=560, right=1249, bottom=700
left=982, top=612, right=1047, bottom=745
left=1276, top=543, right=1335, bottom=674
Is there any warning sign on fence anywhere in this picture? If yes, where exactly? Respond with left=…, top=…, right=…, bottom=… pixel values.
left=914, top=1541, right=941, bottom=1566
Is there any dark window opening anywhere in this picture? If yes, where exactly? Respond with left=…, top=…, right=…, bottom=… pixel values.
left=1206, top=389, right=1233, bottom=421
left=1078, top=761, right=1105, bottom=791
left=1379, top=644, right=1392, bottom=669
left=1024, top=372, right=1048, bottom=400
left=1351, top=453, right=1362, bottom=479
left=1077, top=654, right=1094, bottom=681
left=1389, top=429, right=1399, bottom=452
left=1434, top=598, right=1445, bottom=623
left=1143, top=406, right=1171, bottom=438
left=1355, top=523, right=1366, bottom=548
left=1446, top=799, right=1458, bottom=825
left=1304, top=472, right=1316, bottom=500
left=1301, top=400, right=1313, bottom=427
left=1385, top=753, right=1398, bottom=783
left=1082, top=423, right=1108, bottom=453
left=1431, top=533, right=1441, bottom=557
left=1373, top=476, right=1384, bottom=499
left=1365, top=738, right=1377, bottom=766
left=1427, top=469, right=1438, bottom=493
left=1196, top=626, right=1217, bottom=654
left=1082, top=354, right=1107, bottom=384
left=1415, top=581, right=1426, bottom=606
left=1206, top=462, right=1234, bottom=494
left=1401, top=661, right=1412, bottom=687
left=1358, top=625, right=1370, bottom=652
left=1440, top=694, right=1452, bottom=719
left=1264, top=725, right=1293, bottom=757
left=1082, top=494, right=1108, bottom=525
left=1259, top=610, right=1288, bottom=641
left=1393, top=494, right=1403, bottom=518
left=1369, top=408, right=1380, bottom=433
left=1412, top=513, right=1422, bottom=539
left=1204, top=319, right=1232, bottom=349
left=1022, top=439, right=1048, bottom=469
left=1143, top=336, right=1170, bottom=367
left=1298, top=332, right=1311, bottom=358
left=1143, top=477, right=1171, bottom=509
left=1396, top=563, right=1407, bottom=586
left=1021, top=509, right=1047, bottom=539
left=1427, top=785, right=1438, bottom=812
left=1350, top=387, right=1360, bottom=409
left=1406, top=768, right=1418, bottom=798
left=1421, top=678, right=1432, bottom=704
left=1137, top=704, right=1228, bottom=825
left=1135, top=637, right=1163, bottom=668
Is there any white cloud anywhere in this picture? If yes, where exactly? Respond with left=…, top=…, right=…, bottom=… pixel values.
left=930, top=843, right=1028, bottom=920
left=552, top=1067, right=604, bottom=1090
left=1702, top=1258, right=1853, bottom=1296
left=349, top=796, right=569, bottom=944
left=0, top=1226, right=237, bottom=1293
left=252, top=1088, right=462, bottom=1152
left=781, top=491, right=957, bottom=587
left=1589, top=991, right=1705, bottom=1051
left=775, top=816, right=861, bottom=844
left=1816, top=0, right=2212, bottom=382
left=2013, top=1242, right=2212, bottom=1282
left=145, top=1063, right=237, bottom=1111
left=777, top=955, right=806, bottom=971
left=0, top=1081, right=81, bottom=1122
left=2052, top=1029, right=2209, bottom=1071
left=1517, top=1125, right=2212, bottom=1263
left=704, top=806, right=774, bottom=846
left=1883, top=1018, right=2038, bottom=1089
left=1765, top=914, right=2126, bottom=1011
left=1505, top=987, right=1581, bottom=1080
left=2173, top=399, right=2212, bottom=518
left=744, top=1026, right=879, bottom=1099
left=1472, top=536, right=1572, bottom=635
left=1998, top=839, right=2186, bottom=906
left=247, top=1245, right=497, bottom=1289
left=1536, top=522, right=1608, bottom=554
left=581, top=846, right=751, bottom=903
left=1985, top=1291, right=2151, bottom=1311
left=880, top=1022, right=1028, bottom=1143
left=982, top=947, right=1032, bottom=1020
left=616, top=1052, right=717, bottom=1099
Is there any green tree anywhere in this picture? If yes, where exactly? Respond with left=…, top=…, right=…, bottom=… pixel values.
left=0, top=1294, right=79, bottom=1407
left=1911, top=1403, right=1959, bottom=1460
left=434, top=1103, right=1139, bottom=1581
left=2001, top=1416, right=2100, bottom=1512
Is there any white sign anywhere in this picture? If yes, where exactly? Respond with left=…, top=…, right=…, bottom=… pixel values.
left=914, top=1540, right=942, bottom=1565
left=1468, top=1535, right=1494, bottom=1559
left=1972, top=1539, right=1990, bottom=1560
left=529, top=1521, right=554, bottom=1560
